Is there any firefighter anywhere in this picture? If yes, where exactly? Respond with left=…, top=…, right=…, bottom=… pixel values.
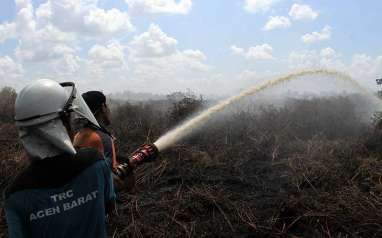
left=73, top=91, right=119, bottom=170
left=4, top=79, right=157, bottom=238
left=73, top=91, right=159, bottom=191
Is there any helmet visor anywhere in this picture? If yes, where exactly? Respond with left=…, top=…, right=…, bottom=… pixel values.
left=61, top=83, right=100, bottom=128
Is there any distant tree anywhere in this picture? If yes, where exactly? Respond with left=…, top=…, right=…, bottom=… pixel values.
left=0, top=87, right=17, bottom=123
left=167, top=89, right=204, bottom=124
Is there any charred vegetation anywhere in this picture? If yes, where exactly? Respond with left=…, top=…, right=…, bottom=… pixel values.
left=1, top=89, right=382, bottom=237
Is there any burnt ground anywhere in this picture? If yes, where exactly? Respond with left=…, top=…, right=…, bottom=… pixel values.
left=1, top=94, right=382, bottom=237
left=107, top=137, right=382, bottom=238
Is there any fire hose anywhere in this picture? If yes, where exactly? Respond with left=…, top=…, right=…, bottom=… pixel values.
left=113, top=143, right=159, bottom=179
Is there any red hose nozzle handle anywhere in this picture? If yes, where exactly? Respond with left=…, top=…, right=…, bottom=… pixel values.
left=114, top=144, right=159, bottom=179
left=130, top=143, right=159, bottom=165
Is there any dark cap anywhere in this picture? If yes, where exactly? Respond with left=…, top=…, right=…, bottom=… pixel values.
left=82, top=91, right=106, bottom=113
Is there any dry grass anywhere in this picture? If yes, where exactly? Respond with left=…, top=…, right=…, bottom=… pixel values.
left=1, top=93, right=382, bottom=237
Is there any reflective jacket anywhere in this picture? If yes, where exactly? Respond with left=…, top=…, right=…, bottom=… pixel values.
left=4, top=148, right=115, bottom=238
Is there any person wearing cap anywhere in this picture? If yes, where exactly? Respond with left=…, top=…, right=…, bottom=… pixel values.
left=4, top=80, right=158, bottom=238
left=73, top=91, right=119, bottom=171
left=73, top=91, right=159, bottom=191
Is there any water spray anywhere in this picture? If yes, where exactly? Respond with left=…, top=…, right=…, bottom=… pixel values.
left=153, top=69, right=380, bottom=152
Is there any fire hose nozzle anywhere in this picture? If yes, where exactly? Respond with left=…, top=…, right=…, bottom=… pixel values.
left=114, top=143, right=159, bottom=179
left=130, top=143, right=159, bottom=165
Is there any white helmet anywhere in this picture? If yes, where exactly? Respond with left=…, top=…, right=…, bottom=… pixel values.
left=15, top=79, right=100, bottom=127
left=15, top=79, right=100, bottom=160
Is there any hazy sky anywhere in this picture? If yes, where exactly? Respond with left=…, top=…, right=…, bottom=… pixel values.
left=0, top=0, right=381, bottom=95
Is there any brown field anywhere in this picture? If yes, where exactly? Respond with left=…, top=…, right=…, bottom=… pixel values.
left=1, top=87, right=382, bottom=237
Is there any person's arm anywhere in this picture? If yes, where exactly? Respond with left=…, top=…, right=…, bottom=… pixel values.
left=5, top=201, right=27, bottom=238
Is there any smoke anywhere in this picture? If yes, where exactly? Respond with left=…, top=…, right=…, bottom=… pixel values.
left=154, top=69, right=381, bottom=151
